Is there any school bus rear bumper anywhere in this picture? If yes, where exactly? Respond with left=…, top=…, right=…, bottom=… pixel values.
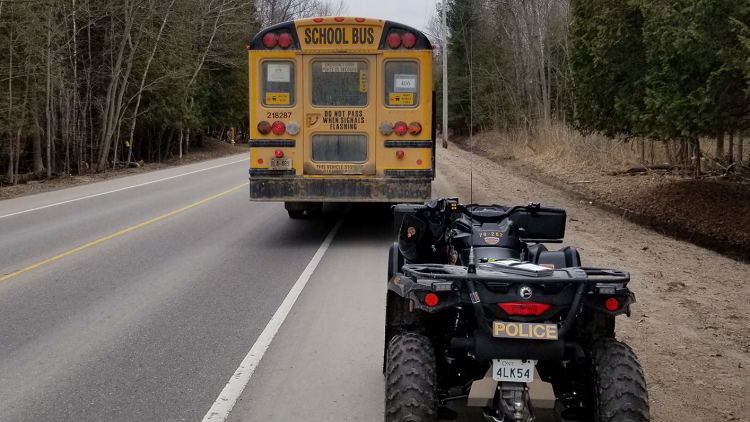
left=248, top=170, right=432, bottom=202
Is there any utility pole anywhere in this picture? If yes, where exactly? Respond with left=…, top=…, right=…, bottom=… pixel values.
left=442, top=0, right=448, bottom=149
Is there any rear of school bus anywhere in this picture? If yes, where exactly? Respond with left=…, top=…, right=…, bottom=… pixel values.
left=247, top=17, right=434, bottom=216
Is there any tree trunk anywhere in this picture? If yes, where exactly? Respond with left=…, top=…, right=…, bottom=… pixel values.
left=727, top=131, right=734, bottom=170
left=715, top=132, right=724, bottom=166
left=46, top=6, right=53, bottom=179
left=694, top=138, right=701, bottom=178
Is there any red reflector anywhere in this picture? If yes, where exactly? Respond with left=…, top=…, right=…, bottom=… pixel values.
left=263, top=33, right=278, bottom=48
left=275, top=149, right=284, bottom=158
left=498, top=302, right=552, bottom=316
left=402, top=32, right=417, bottom=48
left=257, top=121, right=271, bottom=135
left=334, top=17, right=345, bottom=22
left=417, top=159, right=423, bottom=165
left=313, top=17, right=324, bottom=23
left=278, top=33, right=292, bottom=49
left=355, top=17, right=365, bottom=23
left=394, top=121, right=408, bottom=136
left=387, top=33, right=401, bottom=48
left=271, top=121, right=286, bottom=135
left=257, top=158, right=264, bottom=165
left=396, top=150, right=405, bottom=158
left=605, top=298, right=619, bottom=311
left=425, top=293, right=439, bottom=307
left=246, top=45, right=250, bottom=50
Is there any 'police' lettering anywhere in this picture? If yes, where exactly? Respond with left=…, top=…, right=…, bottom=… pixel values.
left=493, top=322, right=558, bottom=340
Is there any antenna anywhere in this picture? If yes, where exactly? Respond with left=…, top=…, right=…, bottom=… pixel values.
left=467, top=28, right=476, bottom=274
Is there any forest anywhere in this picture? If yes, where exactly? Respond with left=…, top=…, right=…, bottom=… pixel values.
left=0, top=0, right=343, bottom=183
left=2, top=0, right=749, bottom=184
left=436, top=0, right=750, bottom=176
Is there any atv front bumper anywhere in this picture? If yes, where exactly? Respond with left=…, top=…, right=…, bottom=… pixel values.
left=248, top=172, right=432, bottom=202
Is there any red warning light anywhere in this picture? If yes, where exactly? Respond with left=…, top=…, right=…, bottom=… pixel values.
left=355, top=18, right=366, bottom=23
left=263, top=33, right=278, bottom=48
left=278, top=33, right=292, bottom=49
left=387, top=33, right=401, bottom=48
left=402, top=32, right=417, bottom=48
left=334, top=17, right=345, bottom=22
left=313, top=17, right=324, bottom=23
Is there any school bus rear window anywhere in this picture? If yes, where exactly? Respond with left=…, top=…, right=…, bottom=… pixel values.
left=311, top=60, right=368, bottom=107
left=384, top=61, right=419, bottom=107
left=262, top=61, right=295, bottom=106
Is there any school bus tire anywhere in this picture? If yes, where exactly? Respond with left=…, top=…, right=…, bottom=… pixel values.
left=591, top=338, right=650, bottom=422
left=287, top=210, right=304, bottom=218
left=385, top=332, right=437, bottom=422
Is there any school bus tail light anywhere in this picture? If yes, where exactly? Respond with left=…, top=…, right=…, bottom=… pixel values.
left=409, top=122, right=422, bottom=135
left=498, top=301, right=551, bottom=316
left=387, top=33, right=402, bottom=48
left=394, top=121, right=408, bottom=136
left=275, top=149, right=284, bottom=158
left=263, top=33, right=278, bottom=49
left=272, top=121, right=286, bottom=135
left=278, top=33, right=292, bottom=49
left=257, top=121, right=271, bottom=135
left=402, top=33, right=417, bottom=48
left=396, top=150, right=405, bottom=158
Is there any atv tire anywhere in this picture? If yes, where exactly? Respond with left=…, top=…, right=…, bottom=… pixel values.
left=591, top=338, right=650, bottom=422
left=385, top=333, right=437, bottom=422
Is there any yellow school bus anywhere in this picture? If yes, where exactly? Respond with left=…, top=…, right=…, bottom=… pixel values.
left=247, top=17, right=435, bottom=217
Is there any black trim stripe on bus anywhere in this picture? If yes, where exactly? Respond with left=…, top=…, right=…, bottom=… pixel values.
left=249, top=21, right=301, bottom=50
left=248, top=139, right=296, bottom=147
left=249, top=169, right=296, bottom=177
left=378, top=21, right=433, bottom=50
left=384, top=169, right=433, bottom=178
left=384, top=140, right=433, bottom=148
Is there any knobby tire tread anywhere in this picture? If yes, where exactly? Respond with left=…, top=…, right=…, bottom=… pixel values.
left=385, top=333, right=437, bottom=422
left=592, top=338, right=650, bottom=422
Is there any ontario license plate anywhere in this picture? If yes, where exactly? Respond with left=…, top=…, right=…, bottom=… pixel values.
left=269, top=158, right=292, bottom=170
left=493, top=359, right=534, bottom=382
left=492, top=321, right=558, bottom=340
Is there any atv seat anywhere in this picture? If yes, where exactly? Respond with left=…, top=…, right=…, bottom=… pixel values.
left=528, top=244, right=581, bottom=269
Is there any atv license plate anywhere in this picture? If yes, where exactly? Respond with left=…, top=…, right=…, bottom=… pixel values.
left=269, top=158, right=292, bottom=170
left=493, top=359, right=534, bottom=382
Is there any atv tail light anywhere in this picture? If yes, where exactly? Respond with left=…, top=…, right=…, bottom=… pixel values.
left=498, top=301, right=551, bottom=316
left=394, top=121, right=408, bottom=136
left=605, top=298, right=619, bottom=311
left=271, top=121, right=286, bottom=135
left=257, top=121, right=271, bottom=135
left=424, top=293, right=439, bottom=307
left=275, top=149, right=284, bottom=158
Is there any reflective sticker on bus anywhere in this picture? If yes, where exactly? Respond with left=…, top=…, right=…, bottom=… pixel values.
left=359, top=70, right=368, bottom=93
left=267, top=64, right=291, bottom=82
left=321, top=62, right=359, bottom=72
left=266, top=93, right=290, bottom=105
left=389, top=93, right=414, bottom=105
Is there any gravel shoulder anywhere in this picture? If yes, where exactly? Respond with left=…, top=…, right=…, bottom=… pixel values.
left=434, top=143, right=750, bottom=422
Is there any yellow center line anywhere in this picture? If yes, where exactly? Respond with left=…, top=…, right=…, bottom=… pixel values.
left=0, top=182, right=249, bottom=283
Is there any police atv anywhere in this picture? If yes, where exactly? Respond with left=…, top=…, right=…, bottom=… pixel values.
left=384, top=198, right=649, bottom=422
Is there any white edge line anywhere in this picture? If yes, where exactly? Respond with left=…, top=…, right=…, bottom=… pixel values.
left=0, top=158, right=249, bottom=220
left=201, top=218, right=344, bottom=422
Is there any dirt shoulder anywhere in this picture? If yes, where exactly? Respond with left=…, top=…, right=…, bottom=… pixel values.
left=453, top=134, right=750, bottom=261
left=434, top=143, right=750, bottom=422
left=0, top=139, right=247, bottom=201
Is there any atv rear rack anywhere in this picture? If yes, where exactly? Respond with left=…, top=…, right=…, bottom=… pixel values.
left=400, top=264, right=630, bottom=285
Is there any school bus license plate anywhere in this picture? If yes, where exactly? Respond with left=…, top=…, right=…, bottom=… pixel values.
left=493, top=322, right=558, bottom=340
left=493, top=359, right=534, bottom=382
left=269, top=158, right=292, bottom=170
